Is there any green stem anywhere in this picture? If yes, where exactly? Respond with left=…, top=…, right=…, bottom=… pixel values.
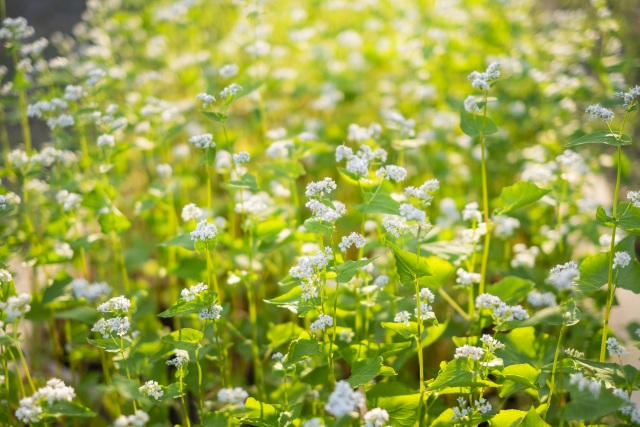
left=555, top=177, right=568, bottom=254
left=600, top=146, right=622, bottom=363
left=179, top=372, right=191, bottom=427
left=415, top=226, right=425, bottom=423
left=479, top=92, right=491, bottom=296
left=196, top=347, right=203, bottom=415
left=328, top=235, right=339, bottom=383
left=547, top=321, right=566, bottom=417
left=13, top=324, right=35, bottom=394
left=118, top=337, right=138, bottom=411
left=111, top=231, right=130, bottom=293
left=212, top=321, right=227, bottom=388
left=12, top=50, right=32, bottom=154
left=437, top=288, right=470, bottom=320
left=7, top=347, right=25, bottom=398
left=246, top=226, right=265, bottom=400
left=207, top=164, right=213, bottom=218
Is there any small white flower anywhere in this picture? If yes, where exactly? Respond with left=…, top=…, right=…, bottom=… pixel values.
left=156, top=163, right=172, bottom=179
left=219, top=64, right=239, bottom=78
left=310, top=314, right=333, bottom=332
left=338, top=232, right=366, bottom=252
left=181, top=203, right=203, bottom=221
left=480, top=334, right=504, bottom=352
left=363, top=408, right=389, bottom=427
left=339, top=329, right=354, bottom=343
left=325, top=381, right=364, bottom=417
left=190, top=220, right=218, bottom=242
left=97, top=296, right=130, bottom=313
left=606, top=337, right=627, bottom=356
left=139, top=381, right=163, bottom=400
left=547, top=261, right=579, bottom=290
left=233, top=151, right=250, bottom=165
left=527, top=291, right=557, bottom=307
left=455, top=268, right=481, bottom=286
left=97, top=134, right=115, bottom=147
left=462, top=202, right=481, bottom=222
left=196, top=92, right=215, bottom=108
left=218, top=387, right=249, bottom=407
left=399, top=203, right=425, bottom=223
left=628, top=190, right=640, bottom=208
left=198, top=304, right=223, bottom=320
left=454, top=345, right=484, bottom=361
left=166, top=349, right=189, bottom=367
left=376, top=165, right=407, bottom=182
left=305, top=178, right=337, bottom=198
left=0, top=269, right=12, bottom=284
left=613, top=251, right=631, bottom=269
left=464, top=95, right=480, bottom=113
left=394, top=311, right=411, bottom=326
left=569, top=373, right=601, bottom=397
left=189, top=133, right=215, bottom=150
left=585, top=104, right=614, bottom=122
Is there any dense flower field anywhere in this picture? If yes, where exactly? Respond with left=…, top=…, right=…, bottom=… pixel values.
left=0, top=0, right=639, bottom=425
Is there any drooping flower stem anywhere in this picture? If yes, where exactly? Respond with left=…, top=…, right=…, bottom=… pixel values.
left=600, top=146, right=622, bottom=362
left=414, top=225, right=425, bottom=424
left=13, top=322, right=35, bottom=394
left=479, top=92, right=491, bottom=296
left=547, top=319, right=566, bottom=417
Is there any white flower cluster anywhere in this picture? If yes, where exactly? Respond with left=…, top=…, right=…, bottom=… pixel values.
left=188, top=133, right=215, bottom=149
left=235, top=194, right=269, bottom=216
left=394, top=310, right=411, bottom=326
left=374, top=275, right=389, bottom=288
left=462, top=202, right=481, bottom=222
left=325, top=380, right=364, bottom=417
left=546, top=261, right=579, bottom=290
left=511, top=244, right=539, bottom=269
left=64, top=85, right=85, bottom=101
left=181, top=283, right=208, bottom=301
left=606, top=337, right=627, bottom=356
left=338, top=232, right=366, bottom=252
left=56, top=190, right=82, bottom=212
left=569, top=373, right=601, bottom=397
left=399, top=203, right=426, bottom=223
left=219, top=64, right=238, bottom=78
left=305, top=178, right=337, bottom=198
left=454, top=345, right=484, bottom=361
left=467, top=62, right=500, bottom=91
left=114, top=410, right=150, bottom=427
left=220, top=83, right=243, bottom=100
left=564, top=348, right=584, bottom=358
left=27, top=98, right=67, bottom=118
left=156, top=163, right=172, bottom=179
left=218, top=387, right=249, bottom=407
left=363, top=407, right=390, bottom=427
left=0, top=17, right=35, bottom=40
left=181, top=203, right=203, bottom=221
left=335, top=144, right=387, bottom=178
left=265, top=139, right=294, bottom=158
left=405, top=179, right=439, bottom=205
left=464, top=95, right=480, bottom=113
left=455, top=268, right=481, bottom=286
left=451, top=397, right=471, bottom=422
left=628, top=191, right=640, bottom=208
left=493, top=216, right=520, bottom=238
left=91, top=317, right=130, bottom=338
left=383, top=217, right=409, bottom=237
left=527, top=291, right=557, bottom=307
left=190, top=220, right=218, bottom=242
left=415, top=288, right=435, bottom=319
left=613, top=251, right=631, bottom=269
left=382, top=111, right=415, bottom=137
left=196, top=92, right=216, bottom=108
left=475, top=293, right=529, bottom=321
left=47, top=114, right=75, bottom=130
left=310, top=313, right=333, bottom=332
left=139, top=380, right=163, bottom=400
left=97, top=296, right=131, bottom=313
left=290, top=247, right=334, bottom=300
left=198, top=304, right=223, bottom=320
left=613, top=388, right=640, bottom=424
left=480, top=334, right=505, bottom=352
left=97, top=134, right=115, bottom=147
left=233, top=151, right=250, bottom=165
left=347, top=123, right=382, bottom=142
left=585, top=104, right=614, bottom=122
left=54, top=242, right=73, bottom=259
left=71, top=279, right=111, bottom=302
left=339, top=329, right=355, bottom=343
left=376, top=165, right=407, bottom=182
left=613, top=85, right=640, bottom=108
left=15, top=378, right=76, bottom=422
left=0, top=269, right=12, bottom=284
left=166, top=349, right=189, bottom=367
left=305, top=199, right=346, bottom=222
left=302, top=419, right=322, bottom=427
left=0, top=293, right=32, bottom=322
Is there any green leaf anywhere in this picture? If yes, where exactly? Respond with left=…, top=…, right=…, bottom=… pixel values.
left=300, top=365, right=331, bottom=386
left=418, top=256, right=454, bottom=289
left=98, top=208, right=131, bottom=234
left=490, top=406, right=550, bottom=427
left=264, top=286, right=317, bottom=317
left=596, top=202, right=640, bottom=235
left=161, top=328, right=203, bottom=351
left=353, top=193, right=401, bottom=215
left=199, top=147, right=217, bottom=167
left=283, top=331, right=332, bottom=366
left=201, top=111, right=228, bottom=123
left=194, top=237, right=218, bottom=254
left=559, top=382, right=625, bottom=420
left=158, top=233, right=194, bottom=250
left=340, top=341, right=411, bottom=365
left=87, top=337, right=132, bottom=353
left=495, top=327, right=555, bottom=369
left=263, top=162, right=306, bottom=180
left=267, top=322, right=304, bottom=349
left=303, top=217, right=333, bottom=235
left=112, top=374, right=145, bottom=401
left=495, top=181, right=550, bottom=215
left=381, top=321, right=418, bottom=339
left=55, top=306, right=99, bottom=324
left=488, top=276, right=535, bottom=305
left=45, top=400, right=96, bottom=417
left=459, top=108, right=498, bottom=137
left=387, top=241, right=432, bottom=288
left=227, top=173, right=260, bottom=190
left=41, top=275, right=73, bottom=305
left=158, top=298, right=212, bottom=318
left=336, top=258, right=376, bottom=283
left=576, top=234, right=640, bottom=293
left=565, top=130, right=632, bottom=147
left=239, top=398, right=280, bottom=427
left=495, top=364, right=540, bottom=389
left=366, top=382, right=422, bottom=427
left=347, top=356, right=383, bottom=387
left=427, top=358, right=499, bottom=391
